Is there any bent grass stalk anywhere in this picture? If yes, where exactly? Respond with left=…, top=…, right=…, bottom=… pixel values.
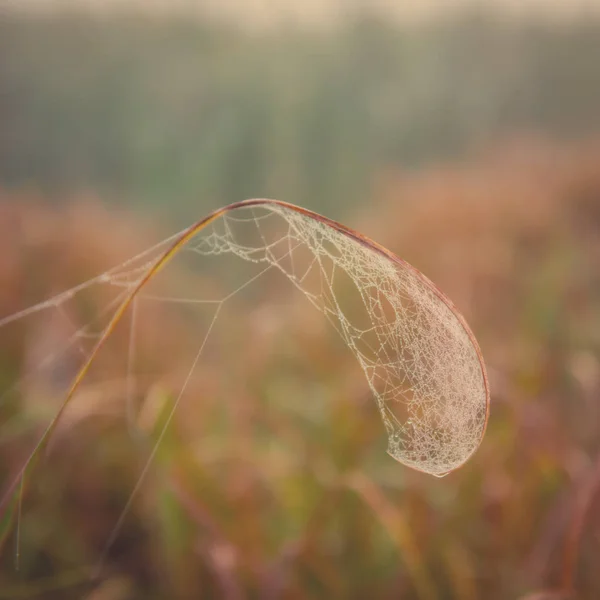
left=0, top=198, right=490, bottom=577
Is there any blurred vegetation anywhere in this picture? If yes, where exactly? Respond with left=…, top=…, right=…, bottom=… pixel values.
left=2, top=12, right=600, bottom=220
left=0, top=139, right=600, bottom=599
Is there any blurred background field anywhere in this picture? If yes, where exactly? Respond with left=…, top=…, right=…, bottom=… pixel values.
left=1, top=1, right=600, bottom=599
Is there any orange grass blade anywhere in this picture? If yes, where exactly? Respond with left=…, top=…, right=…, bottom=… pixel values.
left=0, top=198, right=490, bottom=518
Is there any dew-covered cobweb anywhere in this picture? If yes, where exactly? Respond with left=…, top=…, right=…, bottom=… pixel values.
left=0, top=199, right=489, bottom=562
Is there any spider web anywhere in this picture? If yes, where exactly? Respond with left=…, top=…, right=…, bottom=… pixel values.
left=185, top=203, right=488, bottom=476
left=0, top=200, right=488, bottom=570
left=0, top=201, right=488, bottom=474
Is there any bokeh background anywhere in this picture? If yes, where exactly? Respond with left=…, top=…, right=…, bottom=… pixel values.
left=1, top=1, right=600, bottom=598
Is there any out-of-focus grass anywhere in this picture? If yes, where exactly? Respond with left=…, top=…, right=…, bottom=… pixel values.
left=0, top=138, right=600, bottom=599
left=2, top=13, right=600, bottom=221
